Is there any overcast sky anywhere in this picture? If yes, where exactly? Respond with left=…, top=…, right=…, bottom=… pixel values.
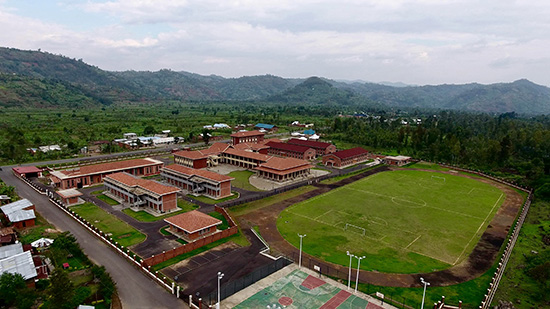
left=1, top=0, right=550, bottom=86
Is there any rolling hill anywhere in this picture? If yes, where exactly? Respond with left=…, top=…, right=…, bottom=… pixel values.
left=1, top=47, right=549, bottom=114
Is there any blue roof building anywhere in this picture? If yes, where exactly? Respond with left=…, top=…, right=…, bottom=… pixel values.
left=304, top=129, right=316, bottom=135
left=255, top=123, right=277, bottom=130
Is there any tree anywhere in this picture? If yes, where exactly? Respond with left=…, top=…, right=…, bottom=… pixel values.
left=0, top=272, right=36, bottom=309
left=48, top=268, right=74, bottom=308
left=143, top=125, right=156, bottom=135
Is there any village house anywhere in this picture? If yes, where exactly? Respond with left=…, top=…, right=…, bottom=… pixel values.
left=49, top=158, right=163, bottom=190
left=0, top=199, right=36, bottom=229
left=103, top=172, right=180, bottom=213
left=161, top=164, right=234, bottom=200
left=322, top=147, right=370, bottom=168
left=254, top=123, right=278, bottom=132
left=164, top=210, right=222, bottom=242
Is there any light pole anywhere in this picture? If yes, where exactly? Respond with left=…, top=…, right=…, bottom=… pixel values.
left=420, top=277, right=430, bottom=309
left=355, top=256, right=365, bottom=292
left=355, top=255, right=365, bottom=292
left=217, top=272, right=224, bottom=309
left=346, top=251, right=355, bottom=290
left=298, top=234, right=306, bottom=268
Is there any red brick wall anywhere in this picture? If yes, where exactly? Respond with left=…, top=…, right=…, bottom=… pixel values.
left=322, top=154, right=342, bottom=167
left=219, top=181, right=232, bottom=198
left=192, top=158, right=208, bottom=169
left=325, top=144, right=337, bottom=154
left=162, top=193, right=177, bottom=212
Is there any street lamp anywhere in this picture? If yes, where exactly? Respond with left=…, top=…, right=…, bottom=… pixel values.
left=355, top=256, right=365, bottom=292
left=346, top=251, right=355, bottom=290
left=217, top=272, right=224, bottom=309
left=420, top=277, right=430, bottom=309
left=298, top=234, right=306, bottom=268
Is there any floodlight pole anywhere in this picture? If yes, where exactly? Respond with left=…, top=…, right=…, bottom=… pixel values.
left=355, top=256, right=365, bottom=292
left=346, top=251, right=354, bottom=290
left=420, top=277, right=430, bottom=309
left=298, top=234, right=306, bottom=268
left=217, top=271, right=224, bottom=309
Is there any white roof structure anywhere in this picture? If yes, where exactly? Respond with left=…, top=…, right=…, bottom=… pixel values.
left=0, top=199, right=36, bottom=223
left=291, top=132, right=303, bottom=136
left=298, top=137, right=308, bottom=140
left=0, top=243, right=24, bottom=259
left=309, top=134, right=320, bottom=140
left=162, top=130, right=171, bottom=134
left=0, top=250, right=37, bottom=280
left=213, top=123, right=230, bottom=129
left=31, top=238, right=54, bottom=248
left=386, top=155, right=411, bottom=160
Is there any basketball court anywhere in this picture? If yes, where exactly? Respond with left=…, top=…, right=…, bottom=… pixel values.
left=223, top=264, right=396, bottom=309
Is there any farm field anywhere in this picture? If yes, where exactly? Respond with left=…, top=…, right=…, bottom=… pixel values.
left=277, top=170, right=505, bottom=274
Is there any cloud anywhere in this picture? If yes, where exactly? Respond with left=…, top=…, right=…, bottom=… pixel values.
left=0, top=0, right=549, bottom=85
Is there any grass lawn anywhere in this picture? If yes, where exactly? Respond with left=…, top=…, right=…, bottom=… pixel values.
left=208, top=211, right=229, bottom=230
left=153, top=231, right=249, bottom=271
left=90, top=189, right=104, bottom=195
left=122, top=200, right=198, bottom=222
left=227, top=170, right=263, bottom=191
left=188, top=192, right=239, bottom=204
left=278, top=170, right=506, bottom=273
left=229, top=185, right=317, bottom=217
left=71, top=203, right=146, bottom=247
left=96, top=194, right=120, bottom=205
left=491, top=200, right=550, bottom=307
left=18, top=212, right=59, bottom=244
left=320, top=165, right=378, bottom=185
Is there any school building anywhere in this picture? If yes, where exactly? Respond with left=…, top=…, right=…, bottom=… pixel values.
left=266, top=142, right=316, bottom=160
left=103, top=172, right=180, bottom=213
left=231, top=130, right=265, bottom=145
left=255, top=157, right=313, bottom=182
left=49, top=158, right=164, bottom=189
left=322, top=147, right=370, bottom=168
left=161, top=164, right=234, bottom=200
left=173, top=142, right=230, bottom=169
left=384, top=155, right=412, bottom=166
left=164, top=210, right=222, bottom=242
left=286, top=139, right=337, bottom=156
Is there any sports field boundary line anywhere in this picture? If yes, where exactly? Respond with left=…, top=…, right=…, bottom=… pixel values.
left=286, top=210, right=453, bottom=265
left=452, top=193, right=504, bottom=265
left=405, top=235, right=422, bottom=249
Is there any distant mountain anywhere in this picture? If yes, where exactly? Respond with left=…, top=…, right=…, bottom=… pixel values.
left=1, top=47, right=549, bottom=114
left=337, top=80, right=550, bottom=114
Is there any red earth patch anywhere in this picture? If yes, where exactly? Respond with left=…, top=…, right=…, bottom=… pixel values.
left=279, top=296, right=293, bottom=306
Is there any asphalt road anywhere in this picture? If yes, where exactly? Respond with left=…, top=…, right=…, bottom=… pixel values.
left=0, top=169, right=186, bottom=309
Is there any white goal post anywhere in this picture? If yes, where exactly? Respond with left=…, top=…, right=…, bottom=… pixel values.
left=344, top=223, right=366, bottom=236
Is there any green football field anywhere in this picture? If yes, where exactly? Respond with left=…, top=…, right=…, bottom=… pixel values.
left=277, top=170, right=505, bottom=274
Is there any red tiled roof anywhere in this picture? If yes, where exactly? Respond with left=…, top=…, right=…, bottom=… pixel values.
left=331, top=147, right=369, bottom=160
left=162, top=164, right=234, bottom=183
left=12, top=166, right=42, bottom=174
left=258, top=157, right=312, bottom=171
left=164, top=210, right=222, bottom=233
left=223, top=148, right=271, bottom=162
left=266, top=142, right=313, bottom=154
left=173, top=143, right=230, bottom=159
left=173, top=150, right=208, bottom=159
left=287, top=138, right=333, bottom=149
left=230, top=130, right=265, bottom=138
left=105, top=172, right=180, bottom=195
left=57, top=158, right=162, bottom=177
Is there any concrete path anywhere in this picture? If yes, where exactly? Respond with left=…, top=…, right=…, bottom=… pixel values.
left=0, top=169, right=185, bottom=309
